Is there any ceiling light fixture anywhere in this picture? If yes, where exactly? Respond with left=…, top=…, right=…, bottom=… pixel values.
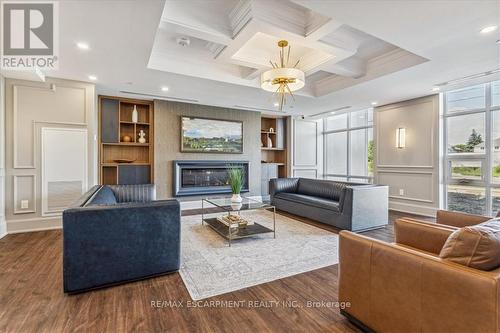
left=76, top=42, right=89, bottom=50
left=88, top=75, right=97, bottom=81
left=496, top=39, right=500, bottom=44
left=273, top=102, right=279, bottom=107
left=261, top=40, right=305, bottom=111
left=371, top=101, right=378, bottom=106
left=480, top=25, right=498, bottom=34
left=432, top=86, right=440, bottom=92
left=161, top=86, right=169, bottom=92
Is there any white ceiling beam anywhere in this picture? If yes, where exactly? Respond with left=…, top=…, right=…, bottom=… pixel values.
left=158, top=20, right=232, bottom=46
left=319, top=56, right=367, bottom=78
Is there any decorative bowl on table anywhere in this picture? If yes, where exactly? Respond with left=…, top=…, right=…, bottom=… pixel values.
left=113, top=158, right=136, bottom=164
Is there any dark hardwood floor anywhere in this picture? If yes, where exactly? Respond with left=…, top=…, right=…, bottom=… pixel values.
left=0, top=210, right=434, bottom=333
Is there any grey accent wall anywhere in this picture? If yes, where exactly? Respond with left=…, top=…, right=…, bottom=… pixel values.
left=5, top=78, right=96, bottom=233
left=154, top=100, right=261, bottom=199
left=0, top=75, right=6, bottom=238
left=375, top=95, right=440, bottom=216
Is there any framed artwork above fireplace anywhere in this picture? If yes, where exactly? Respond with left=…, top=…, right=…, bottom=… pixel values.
left=181, top=116, right=243, bottom=153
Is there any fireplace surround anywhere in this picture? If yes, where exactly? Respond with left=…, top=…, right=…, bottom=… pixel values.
left=173, top=160, right=249, bottom=196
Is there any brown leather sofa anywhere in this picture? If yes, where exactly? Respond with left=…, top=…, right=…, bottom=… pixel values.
left=339, top=210, right=500, bottom=333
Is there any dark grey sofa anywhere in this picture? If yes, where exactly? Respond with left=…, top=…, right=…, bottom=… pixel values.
left=270, top=178, right=388, bottom=232
left=63, top=184, right=180, bottom=293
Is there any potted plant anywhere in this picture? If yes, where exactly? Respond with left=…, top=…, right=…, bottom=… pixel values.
left=227, top=165, right=244, bottom=203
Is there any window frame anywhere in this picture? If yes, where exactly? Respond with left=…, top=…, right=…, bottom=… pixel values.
left=323, top=109, right=374, bottom=183
left=443, top=81, right=500, bottom=216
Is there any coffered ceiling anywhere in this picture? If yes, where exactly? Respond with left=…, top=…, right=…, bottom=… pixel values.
left=148, top=0, right=426, bottom=98
left=2, top=0, right=499, bottom=116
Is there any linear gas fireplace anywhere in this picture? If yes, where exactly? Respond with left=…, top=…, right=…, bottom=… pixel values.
left=173, top=160, right=249, bottom=196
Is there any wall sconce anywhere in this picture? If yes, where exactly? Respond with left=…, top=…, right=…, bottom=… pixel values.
left=396, top=127, right=406, bottom=149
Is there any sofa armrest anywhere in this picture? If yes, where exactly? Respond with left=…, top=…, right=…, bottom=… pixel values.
left=63, top=200, right=180, bottom=293
left=395, top=218, right=456, bottom=255
left=340, top=185, right=388, bottom=231
left=339, top=231, right=500, bottom=333
left=269, top=178, right=299, bottom=199
left=436, top=210, right=491, bottom=227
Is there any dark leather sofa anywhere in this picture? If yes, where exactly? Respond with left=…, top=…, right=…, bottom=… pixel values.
left=63, top=184, right=180, bottom=293
left=270, top=178, right=388, bottom=231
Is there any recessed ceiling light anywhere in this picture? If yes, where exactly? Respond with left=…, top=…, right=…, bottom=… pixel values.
left=76, top=42, right=89, bottom=50
left=88, top=75, right=97, bottom=81
left=432, top=86, right=440, bottom=92
left=161, top=86, right=169, bottom=92
left=330, top=111, right=336, bottom=114
left=371, top=101, right=378, bottom=106
left=480, top=25, right=498, bottom=34
left=273, top=102, right=279, bottom=107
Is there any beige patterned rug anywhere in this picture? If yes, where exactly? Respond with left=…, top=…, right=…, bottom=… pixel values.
left=179, top=210, right=339, bottom=300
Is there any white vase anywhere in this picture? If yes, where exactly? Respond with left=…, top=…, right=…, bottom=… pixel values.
left=231, top=202, right=243, bottom=210
left=231, top=193, right=242, bottom=203
left=267, top=137, right=273, bottom=148
left=138, top=129, right=146, bottom=144
left=132, top=105, right=138, bottom=123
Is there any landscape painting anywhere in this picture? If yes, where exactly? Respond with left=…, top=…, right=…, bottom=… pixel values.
left=181, top=117, right=243, bottom=153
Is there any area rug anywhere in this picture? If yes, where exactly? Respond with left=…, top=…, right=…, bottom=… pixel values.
left=179, top=209, right=339, bottom=300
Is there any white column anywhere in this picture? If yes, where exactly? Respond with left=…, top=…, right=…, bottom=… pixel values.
left=0, top=75, right=6, bottom=238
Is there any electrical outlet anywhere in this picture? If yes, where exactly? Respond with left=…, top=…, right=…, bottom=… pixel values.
left=21, top=200, right=29, bottom=209
left=399, top=189, right=405, bottom=196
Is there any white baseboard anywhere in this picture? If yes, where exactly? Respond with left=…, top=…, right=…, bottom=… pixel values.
left=0, top=230, right=7, bottom=239
left=7, top=216, right=62, bottom=234
left=389, top=201, right=438, bottom=218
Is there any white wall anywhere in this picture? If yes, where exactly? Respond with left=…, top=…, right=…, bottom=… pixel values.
left=375, top=95, right=440, bottom=216
left=290, top=118, right=323, bottom=178
left=4, top=78, right=96, bottom=233
left=0, top=74, right=6, bottom=238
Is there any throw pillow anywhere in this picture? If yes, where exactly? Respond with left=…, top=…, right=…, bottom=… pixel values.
left=439, top=218, right=500, bottom=270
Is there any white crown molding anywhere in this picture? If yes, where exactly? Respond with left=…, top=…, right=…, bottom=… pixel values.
left=229, top=0, right=253, bottom=38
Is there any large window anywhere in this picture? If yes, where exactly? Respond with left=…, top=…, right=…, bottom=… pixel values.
left=324, top=109, right=373, bottom=183
left=443, top=80, right=500, bottom=216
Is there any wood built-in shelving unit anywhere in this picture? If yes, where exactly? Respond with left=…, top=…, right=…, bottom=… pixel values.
left=261, top=116, right=288, bottom=178
left=99, top=95, right=154, bottom=185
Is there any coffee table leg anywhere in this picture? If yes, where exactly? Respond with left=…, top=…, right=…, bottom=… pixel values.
left=273, top=206, right=276, bottom=238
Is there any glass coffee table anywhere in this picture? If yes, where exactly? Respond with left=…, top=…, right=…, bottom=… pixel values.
left=201, top=196, right=276, bottom=246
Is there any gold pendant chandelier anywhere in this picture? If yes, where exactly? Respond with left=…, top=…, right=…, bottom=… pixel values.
left=261, top=40, right=305, bottom=111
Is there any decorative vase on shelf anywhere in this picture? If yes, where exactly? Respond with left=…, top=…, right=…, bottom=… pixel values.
left=138, top=130, right=147, bottom=144
left=267, top=136, right=273, bottom=148
left=231, top=193, right=243, bottom=203
left=269, top=127, right=274, bottom=133
left=132, top=105, right=138, bottom=123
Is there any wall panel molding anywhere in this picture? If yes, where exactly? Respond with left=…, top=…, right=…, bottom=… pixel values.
left=377, top=164, right=434, bottom=169
left=293, top=119, right=318, bottom=167
left=375, top=96, right=437, bottom=168
left=293, top=168, right=318, bottom=178
left=378, top=168, right=435, bottom=204
left=41, top=127, right=88, bottom=216
left=13, top=84, right=87, bottom=169
left=13, top=175, right=36, bottom=214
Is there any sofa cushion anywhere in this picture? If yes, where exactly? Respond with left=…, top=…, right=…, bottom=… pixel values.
left=274, top=192, right=340, bottom=212
left=297, top=178, right=346, bottom=201
left=439, top=218, right=500, bottom=270
left=87, top=186, right=117, bottom=206
left=109, top=184, right=156, bottom=203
